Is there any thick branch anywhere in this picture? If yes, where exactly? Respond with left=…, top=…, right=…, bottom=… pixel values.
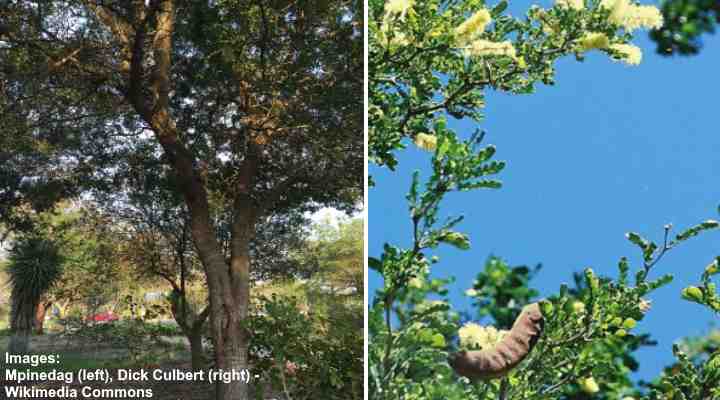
left=82, top=1, right=134, bottom=46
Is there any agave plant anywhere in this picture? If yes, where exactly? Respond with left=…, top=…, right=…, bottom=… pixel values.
left=7, top=236, right=63, bottom=353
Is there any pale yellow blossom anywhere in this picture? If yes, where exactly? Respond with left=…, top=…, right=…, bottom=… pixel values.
left=388, top=32, right=411, bottom=47
left=384, top=0, right=415, bottom=19
left=408, top=277, right=424, bottom=288
left=414, top=133, right=437, bottom=151
left=455, top=8, right=492, bottom=45
left=621, top=5, right=664, bottom=31
left=572, top=301, right=586, bottom=314
left=578, top=377, right=600, bottom=393
left=600, top=0, right=663, bottom=31
left=577, top=32, right=610, bottom=51
left=555, top=0, right=584, bottom=10
left=609, top=43, right=642, bottom=65
left=465, top=39, right=518, bottom=59
left=600, top=0, right=631, bottom=26
left=458, top=323, right=508, bottom=350
left=378, top=0, right=415, bottom=47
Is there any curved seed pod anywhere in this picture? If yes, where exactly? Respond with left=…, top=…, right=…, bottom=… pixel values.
left=449, top=303, right=544, bottom=379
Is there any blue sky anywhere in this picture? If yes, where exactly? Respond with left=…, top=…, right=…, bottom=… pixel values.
left=369, top=3, right=720, bottom=382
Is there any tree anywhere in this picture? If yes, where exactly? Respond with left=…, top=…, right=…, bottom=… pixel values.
left=3, top=203, right=132, bottom=329
left=300, top=217, right=364, bottom=291
left=102, top=158, right=315, bottom=370
left=369, top=0, right=718, bottom=398
left=1, top=2, right=362, bottom=398
left=650, top=0, right=720, bottom=55
left=6, top=236, right=63, bottom=353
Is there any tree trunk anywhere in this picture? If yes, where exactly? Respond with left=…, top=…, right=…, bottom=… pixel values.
left=213, top=201, right=254, bottom=400
left=34, top=301, right=51, bottom=334
left=168, top=286, right=211, bottom=372
left=8, top=293, right=35, bottom=354
left=189, top=220, right=252, bottom=400
left=188, top=329, right=205, bottom=372
left=116, top=2, right=256, bottom=397
left=215, top=323, right=249, bottom=400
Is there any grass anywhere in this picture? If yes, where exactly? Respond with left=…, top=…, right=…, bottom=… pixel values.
left=0, top=317, right=193, bottom=375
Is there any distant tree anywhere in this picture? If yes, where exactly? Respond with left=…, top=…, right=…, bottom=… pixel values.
left=651, top=0, right=720, bottom=55
left=47, top=208, right=130, bottom=319
left=301, top=218, right=364, bottom=291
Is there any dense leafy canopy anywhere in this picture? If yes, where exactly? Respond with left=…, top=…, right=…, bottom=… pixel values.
left=2, top=1, right=362, bottom=398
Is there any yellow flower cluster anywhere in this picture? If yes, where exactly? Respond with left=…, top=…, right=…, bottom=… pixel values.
left=600, top=0, right=664, bottom=31
left=453, top=14, right=524, bottom=67
left=577, top=32, right=610, bottom=51
left=454, top=8, right=492, bottom=45
left=609, top=43, right=642, bottom=65
left=458, top=323, right=508, bottom=350
left=384, top=0, right=415, bottom=20
left=465, top=39, right=518, bottom=59
left=575, top=32, right=642, bottom=65
left=622, top=5, right=665, bottom=31
left=414, top=133, right=437, bottom=151
left=377, top=0, right=415, bottom=48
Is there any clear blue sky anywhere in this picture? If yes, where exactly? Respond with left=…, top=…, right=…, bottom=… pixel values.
left=369, top=2, right=720, bottom=382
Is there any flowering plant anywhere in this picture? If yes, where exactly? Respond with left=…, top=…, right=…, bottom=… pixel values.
left=368, top=0, right=720, bottom=399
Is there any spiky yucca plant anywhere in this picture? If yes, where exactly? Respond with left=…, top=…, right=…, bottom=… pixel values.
left=7, top=236, right=62, bottom=353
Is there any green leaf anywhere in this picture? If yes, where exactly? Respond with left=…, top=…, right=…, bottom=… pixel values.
left=625, top=232, right=651, bottom=250
left=368, top=257, right=382, bottom=272
left=618, top=257, right=629, bottom=285
left=441, top=232, right=470, bottom=250
left=492, top=1, right=509, bottom=16
left=675, top=220, right=720, bottom=242
left=430, top=333, right=446, bottom=348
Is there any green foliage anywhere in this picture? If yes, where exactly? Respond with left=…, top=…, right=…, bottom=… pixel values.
left=651, top=0, right=720, bottom=55
left=247, top=293, right=363, bottom=400
left=297, top=217, right=364, bottom=289
left=6, top=234, right=63, bottom=352
left=370, top=0, right=719, bottom=399
left=7, top=237, right=63, bottom=305
left=644, top=344, right=720, bottom=399
left=369, top=0, right=656, bottom=176
left=50, top=208, right=130, bottom=314
left=465, top=257, right=540, bottom=329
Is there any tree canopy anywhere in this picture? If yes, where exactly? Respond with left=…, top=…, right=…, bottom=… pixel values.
left=1, top=1, right=362, bottom=398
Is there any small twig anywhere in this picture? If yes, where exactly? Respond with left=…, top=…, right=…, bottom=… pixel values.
left=499, top=378, right=510, bottom=400
left=279, top=362, right=294, bottom=400
left=643, top=224, right=673, bottom=277
left=541, top=372, right=575, bottom=395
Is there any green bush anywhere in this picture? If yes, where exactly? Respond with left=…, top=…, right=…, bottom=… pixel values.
left=247, top=294, right=363, bottom=400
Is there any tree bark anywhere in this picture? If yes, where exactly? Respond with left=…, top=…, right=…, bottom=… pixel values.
left=170, top=292, right=210, bottom=372
left=90, top=2, right=258, bottom=398
left=188, top=328, right=205, bottom=372
left=8, top=292, right=35, bottom=354
left=34, top=301, right=51, bottom=334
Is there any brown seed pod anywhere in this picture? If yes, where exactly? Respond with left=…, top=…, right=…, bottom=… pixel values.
left=449, top=303, right=544, bottom=380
